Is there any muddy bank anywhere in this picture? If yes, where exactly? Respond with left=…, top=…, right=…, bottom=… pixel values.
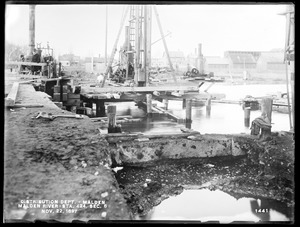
left=4, top=85, right=131, bottom=222
left=113, top=132, right=294, bottom=221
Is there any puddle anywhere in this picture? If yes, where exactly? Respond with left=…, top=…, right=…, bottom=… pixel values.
left=136, top=189, right=293, bottom=223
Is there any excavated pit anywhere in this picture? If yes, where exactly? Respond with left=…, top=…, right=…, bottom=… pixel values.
left=106, top=132, right=294, bottom=223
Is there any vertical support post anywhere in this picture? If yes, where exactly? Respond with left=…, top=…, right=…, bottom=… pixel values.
left=144, top=5, right=148, bottom=86
left=261, top=98, right=273, bottom=124
left=260, top=98, right=273, bottom=139
left=163, top=99, right=168, bottom=110
left=134, top=5, right=140, bottom=85
left=29, top=5, right=35, bottom=55
left=107, top=105, right=117, bottom=133
left=182, top=99, right=186, bottom=109
left=147, top=6, right=152, bottom=77
left=186, top=99, right=192, bottom=123
left=105, top=5, right=108, bottom=67
left=290, top=68, right=294, bottom=130
left=53, top=62, right=57, bottom=78
left=206, top=95, right=211, bottom=117
left=244, top=107, right=251, bottom=127
left=126, top=26, right=130, bottom=80
left=58, top=62, right=62, bottom=77
left=47, top=65, right=50, bottom=79
left=96, top=101, right=106, bottom=117
left=146, top=94, right=152, bottom=115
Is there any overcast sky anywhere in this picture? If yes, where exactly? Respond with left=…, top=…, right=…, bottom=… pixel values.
left=5, top=3, right=290, bottom=59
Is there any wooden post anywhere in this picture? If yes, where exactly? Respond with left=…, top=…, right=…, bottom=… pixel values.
left=185, top=122, right=192, bottom=129
left=244, top=107, right=251, bottom=127
left=96, top=101, right=106, bottom=117
left=260, top=98, right=273, bottom=139
left=186, top=99, right=192, bottom=123
left=107, top=105, right=117, bottom=133
left=58, top=62, right=62, bottom=78
left=206, top=96, right=211, bottom=117
left=182, top=98, right=186, bottom=109
left=146, top=94, right=152, bottom=114
left=163, top=99, right=169, bottom=110
left=5, top=82, right=20, bottom=107
left=261, top=98, right=273, bottom=123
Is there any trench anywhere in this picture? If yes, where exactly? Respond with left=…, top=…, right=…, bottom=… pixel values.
left=112, top=156, right=293, bottom=223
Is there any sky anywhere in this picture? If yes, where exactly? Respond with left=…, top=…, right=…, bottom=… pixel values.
left=5, top=3, right=290, bottom=59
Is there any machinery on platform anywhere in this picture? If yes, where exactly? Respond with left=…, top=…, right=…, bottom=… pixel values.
left=101, top=5, right=176, bottom=87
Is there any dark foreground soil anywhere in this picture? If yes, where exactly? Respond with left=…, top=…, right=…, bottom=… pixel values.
left=4, top=85, right=131, bottom=222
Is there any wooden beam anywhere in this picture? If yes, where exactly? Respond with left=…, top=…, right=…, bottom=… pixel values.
left=13, top=104, right=44, bottom=108
left=104, top=131, right=200, bottom=143
left=5, top=61, right=47, bottom=67
left=81, top=85, right=199, bottom=94
left=91, top=115, right=133, bottom=121
left=5, top=82, right=19, bottom=107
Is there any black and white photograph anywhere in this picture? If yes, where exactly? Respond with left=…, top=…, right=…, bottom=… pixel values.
left=4, top=1, right=295, bottom=224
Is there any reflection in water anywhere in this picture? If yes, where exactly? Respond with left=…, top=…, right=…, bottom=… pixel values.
left=137, top=190, right=292, bottom=223
left=104, top=84, right=290, bottom=134
left=113, top=101, right=289, bottom=135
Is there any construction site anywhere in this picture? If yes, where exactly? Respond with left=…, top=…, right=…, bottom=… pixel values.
left=4, top=3, right=295, bottom=224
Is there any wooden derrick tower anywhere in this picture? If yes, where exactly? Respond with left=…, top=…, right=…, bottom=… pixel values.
left=102, top=5, right=175, bottom=87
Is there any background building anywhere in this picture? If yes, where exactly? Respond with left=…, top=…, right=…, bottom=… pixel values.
left=224, top=51, right=261, bottom=73
left=205, top=56, right=229, bottom=73
left=256, top=50, right=285, bottom=72
left=84, top=56, right=106, bottom=73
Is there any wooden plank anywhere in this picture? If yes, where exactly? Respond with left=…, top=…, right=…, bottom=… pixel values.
left=211, top=99, right=242, bottom=104
left=104, top=131, right=200, bottom=143
left=154, top=105, right=182, bottom=121
left=13, top=104, right=44, bottom=108
left=81, top=85, right=199, bottom=94
left=94, top=118, right=143, bottom=124
left=6, top=61, right=47, bottom=67
left=5, top=82, right=19, bottom=107
left=91, top=115, right=133, bottom=121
